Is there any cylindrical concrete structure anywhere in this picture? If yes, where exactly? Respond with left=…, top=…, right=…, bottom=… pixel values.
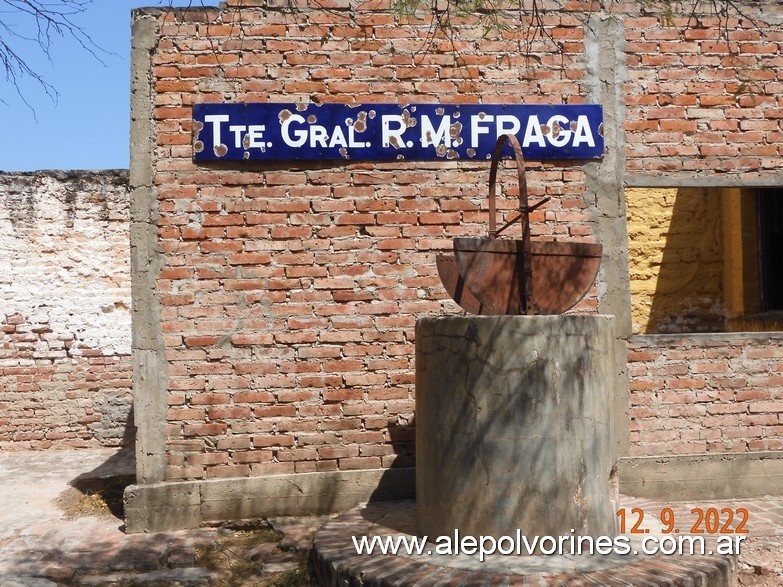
left=416, top=315, right=616, bottom=540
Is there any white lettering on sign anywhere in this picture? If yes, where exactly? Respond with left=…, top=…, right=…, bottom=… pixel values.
left=229, top=125, right=246, bottom=148
left=310, top=125, right=329, bottom=148
left=496, top=115, right=521, bottom=138
left=347, top=126, right=364, bottom=148
left=522, top=115, right=546, bottom=147
left=282, top=116, right=366, bottom=149
left=329, top=127, right=348, bottom=148
left=518, top=114, right=595, bottom=149
left=548, top=115, right=571, bottom=147
left=382, top=115, right=407, bottom=148
left=282, top=114, right=308, bottom=147
left=420, top=115, right=451, bottom=148
left=204, top=114, right=230, bottom=146
left=195, top=106, right=601, bottom=158
left=471, top=115, right=494, bottom=148
left=247, top=125, right=266, bottom=147
left=572, top=116, right=595, bottom=147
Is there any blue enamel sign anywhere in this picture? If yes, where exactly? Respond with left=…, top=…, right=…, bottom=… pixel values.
left=192, top=103, right=603, bottom=162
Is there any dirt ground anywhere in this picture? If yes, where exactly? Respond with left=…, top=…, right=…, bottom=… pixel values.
left=736, top=536, right=783, bottom=586
left=57, top=480, right=783, bottom=586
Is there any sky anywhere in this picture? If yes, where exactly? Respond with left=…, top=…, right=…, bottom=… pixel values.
left=0, top=0, right=220, bottom=172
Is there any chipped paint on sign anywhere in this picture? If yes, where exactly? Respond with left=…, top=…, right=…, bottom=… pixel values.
left=192, top=103, right=604, bottom=162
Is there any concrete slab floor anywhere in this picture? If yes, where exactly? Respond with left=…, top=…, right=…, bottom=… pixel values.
left=0, top=449, right=322, bottom=586
left=0, top=449, right=782, bottom=585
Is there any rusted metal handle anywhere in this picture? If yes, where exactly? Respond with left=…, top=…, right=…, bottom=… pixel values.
left=487, top=134, right=550, bottom=238
left=493, top=197, right=551, bottom=238
left=487, top=134, right=552, bottom=315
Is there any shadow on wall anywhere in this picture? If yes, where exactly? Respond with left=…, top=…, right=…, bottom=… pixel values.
left=630, top=188, right=727, bottom=334
left=67, top=410, right=137, bottom=520
left=364, top=417, right=417, bottom=507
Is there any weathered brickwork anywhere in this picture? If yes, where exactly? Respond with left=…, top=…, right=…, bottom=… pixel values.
left=623, top=13, right=783, bottom=178
left=136, top=1, right=783, bottom=485
left=0, top=171, right=132, bottom=450
left=144, top=2, right=602, bottom=481
left=629, top=334, right=783, bottom=457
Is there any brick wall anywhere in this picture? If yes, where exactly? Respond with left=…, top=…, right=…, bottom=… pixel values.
left=144, top=2, right=602, bottom=481
left=629, top=334, right=783, bottom=457
left=140, top=1, right=783, bottom=481
left=0, top=171, right=132, bottom=449
left=621, top=9, right=783, bottom=459
left=623, top=13, right=783, bottom=177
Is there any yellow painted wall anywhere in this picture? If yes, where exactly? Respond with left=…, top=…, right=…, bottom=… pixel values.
left=626, top=187, right=726, bottom=334
left=721, top=189, right=764, bottom=328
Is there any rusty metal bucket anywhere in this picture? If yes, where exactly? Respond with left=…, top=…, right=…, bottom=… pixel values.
left=436, top=134, right=602, bottom=315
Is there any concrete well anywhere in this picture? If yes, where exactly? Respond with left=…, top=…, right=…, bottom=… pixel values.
left=416, top=315, right=617, bottom=540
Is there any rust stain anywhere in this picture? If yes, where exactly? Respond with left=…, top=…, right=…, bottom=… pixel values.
left=467, top=148, right=476, bottom=157
left=214, top=144, right=228, bottom=157
left=570, top=120, right=578, bottom=132
left=308, top=115, right=317, bottom=124
left=551, top=121, right=562, bottom=139
left=243, top=152, right=250, bottom=160
left=389, top=136, right=402, bottom=149
left=339, top=147, right=349, bottom=159
left=449, top=121, right=463, bottom=139
left=193, top=140, right=204, bottom=153
left=279, top=109, right=292, bottom=123
left=478, top=112, right=486, bottom=120
left=243, top=134, right=251, bottom=149
left=354, top=112, right=367, bottom=133
left=296, top=103, right=308, bottom=112
left=453, top=110, right=461, bottom=119
left=401, top=109, right=417, bottom=128
left=436, top=107, right=445, bottom=116
left=540, top=124, right=551, bottom=136
left=396, top=154, right=405, bottom=160
left=368, top=110, right=376, bottom=119
left=192, top=120, right=204, bottom=141
left=447, top=149, right=459, bottom=160
left=436, top=144, right=447, bottom=157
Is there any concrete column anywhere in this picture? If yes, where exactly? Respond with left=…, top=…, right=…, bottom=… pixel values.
left=416, top=316, right=616, bottom=540
left=129, top=11, right=167, bottom=484
left=583, top=15, right=632, bottom=459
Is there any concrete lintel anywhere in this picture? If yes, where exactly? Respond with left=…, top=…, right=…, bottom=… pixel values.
left=124, top=468, right=415, bottom=533
left=625, top=175, right=783, bottom=188
left=619, top=452, right=783, bottom=500
left=631, top=332, right=783, bottom=345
